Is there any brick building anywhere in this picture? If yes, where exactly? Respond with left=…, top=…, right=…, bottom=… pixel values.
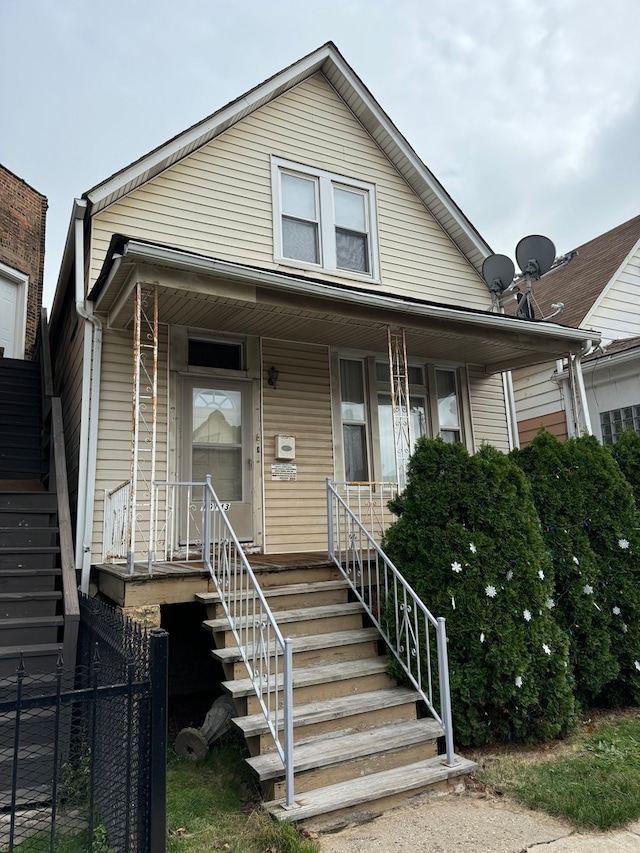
left=0, top=164, right=47, bottom=359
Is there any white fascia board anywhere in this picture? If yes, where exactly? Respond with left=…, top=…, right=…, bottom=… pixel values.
left=82, top=43, right=491, bottom=268
left=50, top=199, right=88, bottom=327
left=84, top=47, right=333, bottom=209
left=118, top=239, right=596, bottom=348
left=582, top=236, right=640, bottom=328
left=326, top=53, right=492, bottom=262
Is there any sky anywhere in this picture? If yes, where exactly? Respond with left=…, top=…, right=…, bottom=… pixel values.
left=2, top=0, right=639, bottom=309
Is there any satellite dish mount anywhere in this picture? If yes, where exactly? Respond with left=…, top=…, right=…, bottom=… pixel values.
left=513, top=235, right=556, bottom=319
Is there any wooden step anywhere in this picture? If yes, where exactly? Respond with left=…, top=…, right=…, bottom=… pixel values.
left=265, top=754, right=477, bottom=831
left=197, top=579, right=350, bottom=617
left=0, top=507, right=57, bottom=527
left=0, top=742, right=56, bottom=794
left=0, top=616, right=64, bottom=645
left=224, top=657, right=395, bottom=714
left=0, top=547, right=60, bottom=570
left=0, top=568, right=61, bottom=593
left=248, top=717, right=443, bottom=798
left=212, top=626, right=379, bottom=679
left=234, top=687, right=419, bottom=754
left=0, top=493, right=57, bottom=512
left=204, top=602, right=365, bottom=646
left=0, top=528, right=58, bottom=548
left=0, top=644, right=61, bottom=677
left=0, top=707, right=57, bottom=745
left=0, top=591, right=61, bottom=618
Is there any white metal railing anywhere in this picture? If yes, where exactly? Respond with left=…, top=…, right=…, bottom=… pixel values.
left=327, top=478, right=456, bottom=766
left=152, top=477, right=296, bottom=809
left=332, top=481, right=399, bottom=542
left=102, top=480, right=131, bottom=562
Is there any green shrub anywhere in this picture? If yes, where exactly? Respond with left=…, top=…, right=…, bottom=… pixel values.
left=608, top=427, right=640, bottom=509
left=384, top=439, right=576, bottom=747
left=513, top=430, right=640, bottom=707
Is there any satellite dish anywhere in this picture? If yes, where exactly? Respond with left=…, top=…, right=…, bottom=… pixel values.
left=482, top=254, right=515, bottom=294
left=515, top=235, right=556, bottom=279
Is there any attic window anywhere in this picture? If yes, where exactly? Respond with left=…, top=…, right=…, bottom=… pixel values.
left=188, top=339, right=243, bottom=370
left=272, top=157, right=379, bottom=281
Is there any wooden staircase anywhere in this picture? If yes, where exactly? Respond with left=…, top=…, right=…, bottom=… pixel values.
left=0, top=358, right=65, bottom=677
left=197, top=558, right=475, bottom=831
left=0, top=344, right=79, bottom=808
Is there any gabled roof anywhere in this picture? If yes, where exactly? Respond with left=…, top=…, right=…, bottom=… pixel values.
left=526, top=214, right=640, bottom=328
left=81, top=41, right=491, bottom=274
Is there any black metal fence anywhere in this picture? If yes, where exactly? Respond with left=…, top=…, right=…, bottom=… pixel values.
left=0, top=594, right=168, bottom=853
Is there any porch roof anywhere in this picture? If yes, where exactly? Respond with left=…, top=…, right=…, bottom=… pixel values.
left=90, top=236, right=599, bottom=375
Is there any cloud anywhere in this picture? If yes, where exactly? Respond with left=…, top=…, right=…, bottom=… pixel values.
left=1, top=0, right=638, bottom=303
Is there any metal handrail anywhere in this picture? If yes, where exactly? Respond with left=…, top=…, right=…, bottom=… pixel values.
left=152, top=476, right=296, bottom=808
left=102, top=480, right=131, bottom=562
left=326, top=478, right=456, bottom=766
left=332, top=481, right=399, bottom=541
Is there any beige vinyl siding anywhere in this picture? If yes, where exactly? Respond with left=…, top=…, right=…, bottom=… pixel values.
left=512, top=363, right=565, bottom=421
left=586, top=248, right=640, bottom=340
left=467, top=366, right=510, bottom=452
left=91, top=325, right=168, bottom=563
left=90, top=73, right=488, bottom=310
left=262, top=340, right=333, bottom=553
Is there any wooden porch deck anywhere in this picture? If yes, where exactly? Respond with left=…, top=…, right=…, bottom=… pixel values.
left=92, top=551, right=333, bottom=609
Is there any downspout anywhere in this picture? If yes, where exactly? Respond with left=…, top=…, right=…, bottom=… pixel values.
left=502, top=371, right=519, bottom=450
left=572, top=341, right=593, bottom=436
left=73, top=200, right=104, bottom=593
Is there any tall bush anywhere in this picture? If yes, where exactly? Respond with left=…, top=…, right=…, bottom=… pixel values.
left=609, top=427, right=640, bottom=509
left=514, top=431, right=640, bottom=707
left=384, top=439, right=576, bottom=747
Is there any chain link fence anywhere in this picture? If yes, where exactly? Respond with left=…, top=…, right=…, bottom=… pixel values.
left=0, top=594, right=167, bottom=852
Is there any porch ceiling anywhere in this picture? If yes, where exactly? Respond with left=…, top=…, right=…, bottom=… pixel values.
left=92, top=244, right=599, bottom=374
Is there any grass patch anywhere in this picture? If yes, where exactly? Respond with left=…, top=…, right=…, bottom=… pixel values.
left=167, top=735, right=319, bottom=853
left=474, top=710, right=640, bottom=831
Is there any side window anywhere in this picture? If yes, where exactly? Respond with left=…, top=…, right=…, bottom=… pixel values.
left=340, top=359, right=369, bottom=481
left=434, top=368, right=462, bottom=443
left=281, top=172, right=320, bottom=264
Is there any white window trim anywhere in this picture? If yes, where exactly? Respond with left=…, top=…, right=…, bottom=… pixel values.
left=271, top=157, right=380, bottom=282
left=0, top=260, right=28, bottom=359
left=332, top=349, right=471, bottom=482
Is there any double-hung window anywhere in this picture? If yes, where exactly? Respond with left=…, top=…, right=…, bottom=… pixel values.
left=273, top=158, right=379, bottom=280
left=334, top=355, right=466, bottom=483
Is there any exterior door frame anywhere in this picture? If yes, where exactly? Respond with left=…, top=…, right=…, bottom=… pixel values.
left=0, top=261, right=28, bottom=359
left=180, top=375, right=255, bottom=541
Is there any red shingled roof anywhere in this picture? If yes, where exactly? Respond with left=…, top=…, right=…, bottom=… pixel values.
left=515, top=214, right=640, bottom=329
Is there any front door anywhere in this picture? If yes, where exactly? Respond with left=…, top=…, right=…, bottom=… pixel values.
left=182, top=378, right=253, bottom=541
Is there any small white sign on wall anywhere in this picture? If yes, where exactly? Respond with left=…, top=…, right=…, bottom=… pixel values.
left=271, top=463, right=297, bottom=481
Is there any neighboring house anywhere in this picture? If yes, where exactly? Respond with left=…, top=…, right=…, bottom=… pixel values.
left=511, top=215, right=640, bottom=446
left=47, top=42, right=594, bottom=591
left=0, top=164, right=47, bottom=360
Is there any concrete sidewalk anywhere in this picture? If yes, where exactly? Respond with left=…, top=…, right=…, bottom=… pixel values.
left=318, top=791, right=640, bottom=852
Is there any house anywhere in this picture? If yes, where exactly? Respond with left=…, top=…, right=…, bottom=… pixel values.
left=511, top=215, right=640, bottom=447
left=48, top=43, right=595, bottom=824
left=0, top=165, right=47, bottom=360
